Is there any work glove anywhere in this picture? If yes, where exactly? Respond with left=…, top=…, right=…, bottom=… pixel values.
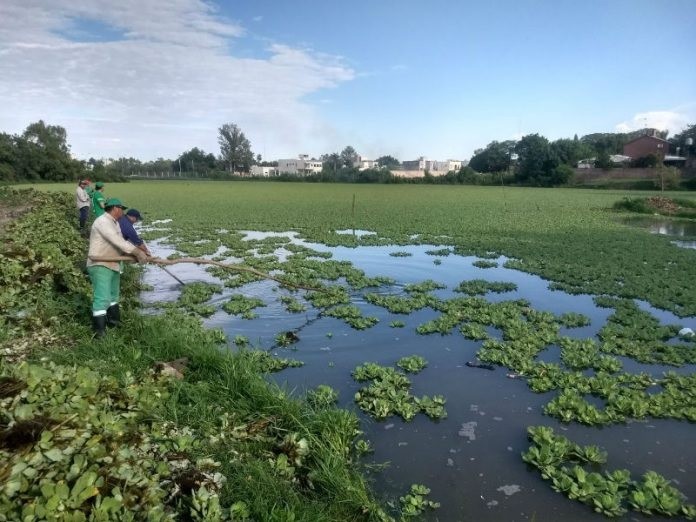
left=132, top=248, right=149, bottom=264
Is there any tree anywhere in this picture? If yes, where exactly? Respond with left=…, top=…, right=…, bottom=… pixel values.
left=670, top=123, right=696, bottom=156
left=514, top=134, right=561, bottom=185
left=550, top=138, right=593, bottom=166
left=320, top=153, right=342, bottom=177
left=655, top=165, right=681, bottom=192
left=376, top=155, right=400, bottom=169
left=15, top=120, right=83, bottom=181
left=469, top=140, right=515, bottom=173
left=0, top=133, right=17, bottom=181
left=176, top=147, right=217, bottom=174
left=595, top=150, right=613, bottom=170
left=340, top=146, right=358, bottom=168
left=218, top=123, right=253, bottom=173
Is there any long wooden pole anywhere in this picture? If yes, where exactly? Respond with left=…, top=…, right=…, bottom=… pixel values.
left=90, top=256, right=322, bottom=291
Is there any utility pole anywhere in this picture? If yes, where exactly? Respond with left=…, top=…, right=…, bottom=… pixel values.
left=178, top=158, right=182, bottom=177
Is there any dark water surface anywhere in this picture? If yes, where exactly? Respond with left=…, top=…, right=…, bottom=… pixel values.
left=620, top=216, right=696, bottom=238
left=141, top=231, right=696, bottom=521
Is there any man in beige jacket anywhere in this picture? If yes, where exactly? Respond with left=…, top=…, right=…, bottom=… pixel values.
left=87, top=198, right=148, bottom=337
left=75, top=179, right=90, bottom=233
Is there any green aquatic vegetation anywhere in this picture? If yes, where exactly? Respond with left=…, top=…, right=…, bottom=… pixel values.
left=175, top=282, right=222, bottom=317
left=275, top=331, right=300, bottom=347
left=233, top=335, right=249, bottom=346
left=454, top=279, right=517, bottom=295
left=597, top=299, right=694, bottom=366
left=558, top=312, right=591, bottom=328
left=280, top=295, right=306, bottom=313
left=352, top=362, right=446, bottom=421
left=559, top=338, right=622, bottom=373
left=425, top=248, right=452, bottom=256
left=459, top=322, right=490, bottom=340
left=523, top=426, right=696, bottom=519
left=472, top=259, right=497, bottom=269
left=0, top=361, right=227, bottom=520
left=433, top=258, right=442, bottom=265
left=223, top=272, right=265, bottom=288
left=389, top=320, right=405, bottom=328
left=305, top=285, right=351, bottom=308
left=416, top=313, right=462, bottom=335
left=399, top=484, right=440, bottom=518
left=242, top=349, right=304, bottom=372
left=324, top=305, right=379, bottom=330
left=389, top=251, right=412, bottom=257
left=403, top=280, right=446, bottom=294
left=396, top=355, right=427, bottom=373
left=354, top=439, right=373, bottom=455
left=364, top=292, right=436, bottom=314
left=171, top=239, right=221, bottom=257
left=306, top=385, right=339, bottom=408
left=222, top=294, right=266, bottom=317
left=544, top=390, right=612, bottom=425
left=629, top=471, right=696, bottom=518
left=414, top=395, right=447, bottom=419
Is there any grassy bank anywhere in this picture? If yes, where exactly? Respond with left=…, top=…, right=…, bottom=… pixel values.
left=0, top=188, right=391, bottom=520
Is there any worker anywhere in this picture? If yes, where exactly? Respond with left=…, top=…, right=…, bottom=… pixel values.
left=87, top=198, right=148, bottom=337
left=118, top=208, right=151, bottom=256
left=91, top=181, right=106, bottom=217
left=75, top=179, right=90, bottom=233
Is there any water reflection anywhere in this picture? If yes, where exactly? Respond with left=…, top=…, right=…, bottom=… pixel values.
left=140, top=232, right=696, bottom=522
left=621, top=216, right=696, bottom=238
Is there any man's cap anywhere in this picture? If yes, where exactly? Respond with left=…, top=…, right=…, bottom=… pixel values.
left=126, top=208, right=142, bottom=220
left=104, top=198, right=127, bottom=209
left=95, top=181, right=105, bottom=189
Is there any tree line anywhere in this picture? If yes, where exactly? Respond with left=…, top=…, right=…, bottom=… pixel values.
left=468, top=126, right=695, bottom=187
left=2, top=120, right=694, bottom=187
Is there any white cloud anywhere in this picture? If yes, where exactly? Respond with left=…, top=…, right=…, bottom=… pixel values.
left=0, top=0, right=355, bottom=159
left=615, top=109, right=693, bottom=136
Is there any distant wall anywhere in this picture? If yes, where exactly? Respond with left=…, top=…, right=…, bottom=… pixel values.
left=573, top=167, right=660, bottom=180
left=573, top=167, right=695, bottom=180
left=392, top=169, right=451, bottom=178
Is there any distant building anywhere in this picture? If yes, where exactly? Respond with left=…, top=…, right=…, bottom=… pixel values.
left=250, top=165, right=278, bottom=177
left=577, top=155, right=632, bottom=168
left=623, top=134, right=669, bottom=159
left=353, top=155, right=377, bottom=170
left=277, top=155, right=323, bottom=175
left=400, top=157, right=463, bottom=174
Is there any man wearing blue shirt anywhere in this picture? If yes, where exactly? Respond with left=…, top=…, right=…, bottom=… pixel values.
left=118, top=208, right=151, bottom=257
left=111, top=208, right=151, bottom=329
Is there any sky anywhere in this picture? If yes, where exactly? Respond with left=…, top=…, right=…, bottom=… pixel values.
left=1, top=0, right=695, bottom=162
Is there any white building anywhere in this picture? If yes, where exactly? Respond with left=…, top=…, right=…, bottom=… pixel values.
left=277, top=155, right=323, bottom=175
left=353, top=155, right=377, bottom=170
left=250, top=165, right=278, bottom=177
left=401, top=157, right=463, bottom=173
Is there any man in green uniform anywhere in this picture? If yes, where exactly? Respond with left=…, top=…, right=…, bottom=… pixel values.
left=87, top=198, right=148, bottom=337
left=92, top=181, right=106, bottom=217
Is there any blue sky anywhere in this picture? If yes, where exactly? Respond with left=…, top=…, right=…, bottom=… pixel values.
left=0, top=0, right=694, bottom=161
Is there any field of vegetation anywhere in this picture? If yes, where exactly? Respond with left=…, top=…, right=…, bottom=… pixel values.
left=3, top=181, right=696, bottom=520
left=31, top=181, right=696, bottom=317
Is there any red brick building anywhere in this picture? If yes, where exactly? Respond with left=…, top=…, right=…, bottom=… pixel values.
left=623, top=135, right=669, bottom=159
